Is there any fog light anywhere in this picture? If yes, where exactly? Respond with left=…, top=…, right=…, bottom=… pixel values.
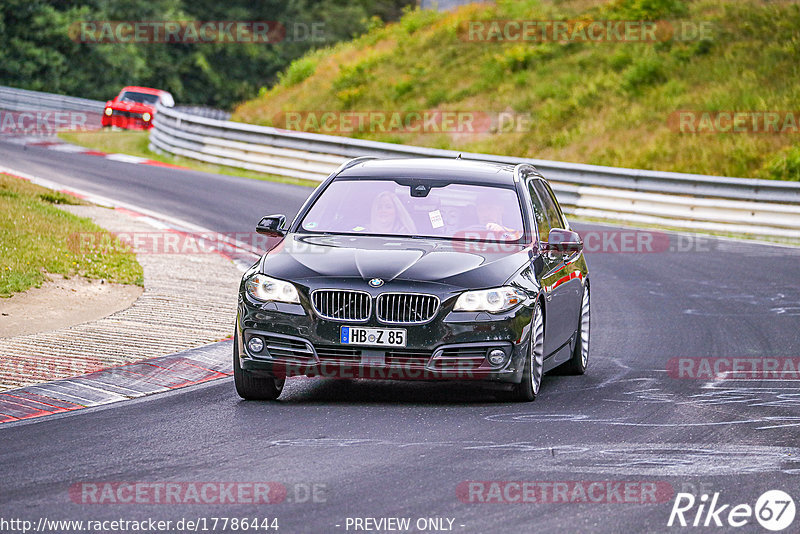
left=488, top=349, right=506, bottom=366
left=142, top=112, right=151, bottom=122
left=247, top=336, right=264, bottom=354
left=104, top=107, right=112, bottom=116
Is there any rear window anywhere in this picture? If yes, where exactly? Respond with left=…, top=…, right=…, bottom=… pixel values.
left=299, top=179, right=524, bottom=242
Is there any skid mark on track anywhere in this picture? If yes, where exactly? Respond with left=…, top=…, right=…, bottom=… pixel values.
left=680, top=282, right=800, bottom=316
left=601, top=377, right=800, bottom=409
left=469, top=443, right=800, bottom=476
left=257, top=439, right=800, bottom=476
left=485, top=412, right=800, bottom=430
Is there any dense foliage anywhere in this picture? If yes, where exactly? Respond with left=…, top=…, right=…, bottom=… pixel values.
left=0, top=0, right=414, bottom=108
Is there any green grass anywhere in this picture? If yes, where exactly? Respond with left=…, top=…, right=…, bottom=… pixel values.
left=0, top=173, right=144, bottom=297
left=58, top=130, right=319, bottom=188
left=233, top=0, right=800, bottom=181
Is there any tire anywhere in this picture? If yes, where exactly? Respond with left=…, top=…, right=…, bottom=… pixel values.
left=233, top=331, right=285, bottom=400
left=496, top=303, right=544, bottom=402
left=561, top=283, right=590, bottom=375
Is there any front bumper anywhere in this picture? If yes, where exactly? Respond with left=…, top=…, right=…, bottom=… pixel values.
left=102, top=111, right=153, bottom=130
left=236, top=294, right=532, bottom=384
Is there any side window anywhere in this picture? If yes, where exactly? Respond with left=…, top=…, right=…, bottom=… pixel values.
left=532, top=180, right=564, bottom=235
left=527, top=180, right=551, bottom=242
left=542, top=181, right=568, bottom=229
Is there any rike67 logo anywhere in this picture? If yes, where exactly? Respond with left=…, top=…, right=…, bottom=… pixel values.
left=668, top=490, right=795, bottom=531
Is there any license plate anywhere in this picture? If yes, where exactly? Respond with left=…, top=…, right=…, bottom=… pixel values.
left=340, top=326, right=406, bottom=347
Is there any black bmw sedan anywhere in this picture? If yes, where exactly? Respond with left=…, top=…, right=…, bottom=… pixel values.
left=235, top=157, right=590, bottom=402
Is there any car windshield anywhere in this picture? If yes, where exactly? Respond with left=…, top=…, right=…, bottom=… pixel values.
left=300, top=179, right=525, bottom=242
left=120, top=91, right=159, bottom=105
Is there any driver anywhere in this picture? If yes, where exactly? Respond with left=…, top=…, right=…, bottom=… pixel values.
left=476, top=200, right=521, bottom=240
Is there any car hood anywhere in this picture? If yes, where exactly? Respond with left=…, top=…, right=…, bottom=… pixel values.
left=110, top=101, right=155, bottom=113
left=259, top=234, right=532, bottom=289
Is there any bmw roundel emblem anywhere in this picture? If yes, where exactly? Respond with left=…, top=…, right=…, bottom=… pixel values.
left=369, top=278, right=384, bottom=288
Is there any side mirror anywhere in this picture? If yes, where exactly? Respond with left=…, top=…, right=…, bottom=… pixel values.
left=546, top=228, right=583, bottom=254
left=256, top=214, right=287, bottom=237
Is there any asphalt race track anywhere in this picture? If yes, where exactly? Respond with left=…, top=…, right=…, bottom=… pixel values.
left=1, top=139, right=799, bottom=533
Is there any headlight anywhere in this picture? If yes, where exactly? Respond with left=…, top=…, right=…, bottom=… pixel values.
left=453, top=286, right=524, bottom=313
left=245, top=274, right=300, bottom=303
left=104, top=107, right=112, bottom=116
left=142, top=112, right=151, bottom=121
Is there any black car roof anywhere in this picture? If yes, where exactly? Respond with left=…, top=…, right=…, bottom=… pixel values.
left=335, top=158, right=521, bottom=186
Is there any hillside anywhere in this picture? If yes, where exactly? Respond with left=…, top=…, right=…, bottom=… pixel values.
left=233, top=0, right=800, bottom=180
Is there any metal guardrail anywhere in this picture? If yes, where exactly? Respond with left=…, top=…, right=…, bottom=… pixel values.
left=0, top=85, right=106, bottom=114
left=150, top=105, right=800, bottom=239
left=2, top=85, right=797, bottom=239
left=173, top=106, right=231, bottom=121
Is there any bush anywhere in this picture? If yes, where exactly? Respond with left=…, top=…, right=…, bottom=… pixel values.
left=763, top=146, right=800, bottom=181
left=622, top=53, right=667, bottom=93
left=278, top=56, right=319, bottom=87
left=606, top=0, right=688, bottom=20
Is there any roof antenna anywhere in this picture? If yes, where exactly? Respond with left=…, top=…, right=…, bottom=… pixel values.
left=456, top=153, right=462, bottom=160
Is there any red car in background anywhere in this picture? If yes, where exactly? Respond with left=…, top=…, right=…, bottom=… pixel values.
left=102, top=86, right=174, bottom=130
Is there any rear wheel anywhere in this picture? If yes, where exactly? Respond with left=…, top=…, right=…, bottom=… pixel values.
left=233, top=331, right=285, bottom=400
left=496, top=304, right=543, bottom=402
left=561, top=283, right=590, bottom=375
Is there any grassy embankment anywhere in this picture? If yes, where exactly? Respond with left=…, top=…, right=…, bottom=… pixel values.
left=0, top=173, right=143, bottom=297
left=233, top=0, right=800, bottom=181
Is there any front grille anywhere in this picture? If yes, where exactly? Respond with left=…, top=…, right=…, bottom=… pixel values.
left=315, top=345, right=361, bottom=362
left=261, top=334, right=314, bottom=363
left=312, top=290, right=371, bottom=322
left=111, top=110, right=143, bottom=118
left=376, top=293, right=439, bottom=324
left=431, top=346, right=487, bottom=370
left=385, top=349, right=431, bottom=368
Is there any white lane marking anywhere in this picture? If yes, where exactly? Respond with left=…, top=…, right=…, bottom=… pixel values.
left=138, top=216, right=170, bottom=229
left=48, top=144, right=91, bottom=153
left=105, top=153, right=148, bottom=163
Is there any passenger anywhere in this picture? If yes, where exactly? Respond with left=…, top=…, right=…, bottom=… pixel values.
left=367, top=191, right=417, bottom=234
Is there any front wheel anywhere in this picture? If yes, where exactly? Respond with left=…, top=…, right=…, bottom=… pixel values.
left=561, top=283, right=590, bottom=375
left=233, top=331, right=285, bottom=400
left=496, top=304, right=544, bottom=402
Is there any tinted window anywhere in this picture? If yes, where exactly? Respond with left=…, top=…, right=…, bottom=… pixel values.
left=527, top=181, right=551, bottom=241
left=300, top=179, right=524, bottom=242
left=531, top=180, right=564, bottom=237
left=542, top=181, right=567, bottom=228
